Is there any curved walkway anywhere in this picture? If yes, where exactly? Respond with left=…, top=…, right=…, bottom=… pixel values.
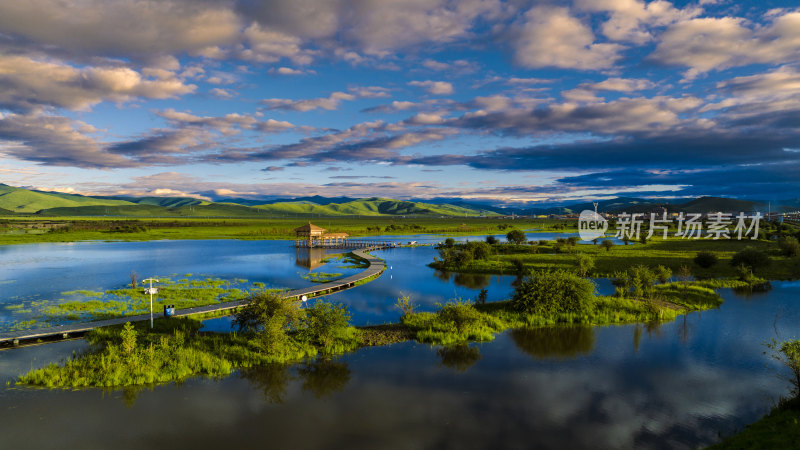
left=0, top=247, right=387, bottom=347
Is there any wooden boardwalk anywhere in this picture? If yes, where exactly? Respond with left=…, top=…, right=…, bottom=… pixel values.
left=0, top=246, right=388, bottom=347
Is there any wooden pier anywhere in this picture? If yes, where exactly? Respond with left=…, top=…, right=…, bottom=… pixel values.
left=0, top=247, right=390, bottom=348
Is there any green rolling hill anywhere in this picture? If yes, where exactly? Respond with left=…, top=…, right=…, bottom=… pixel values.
left=1, top=183, right=791, bottom=218
left=0, top=185, right=493, bottom=217
left=104, top=196, right=208, bottom=208
left=252, top=197, right=498, bottom=216
left=0, top=184, right=134, bottom=213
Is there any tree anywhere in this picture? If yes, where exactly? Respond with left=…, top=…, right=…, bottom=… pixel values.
left=731, top=247, right=771, bottom=271
left=630, top=265, right=656, bottom=299
left=234, top=291, right=305, bottom=351
left=612, top=270, right=633, bottom=297
left=452, top=249, right=474, bottom=267
left=130, top=271, right=138, bottom=289
left=475, top=288, right=488, bottom=305
left=694, top=251, right=718, bottom=268
left=485, top=235, right=498, bottom=245
left=443, top=237, right=456, bottom=248
left=601, top=240, right=614, bottom=252
left=512, top=269, right=596, bottom=316
left=506, top=229, right=527, bottom=245
left=299, top=301, right=352, bottom=351
left=120, top=322, right=137, bottom=356
left=574, top=253, right=595, bottom=277
left=466, top=241, right=491, bottom=260
left=655, top=265, right=672, bottom=284
left=678, top=265, right=692, bottom=299
left=778, top=236, right=800, bottom=257
left=766, top=338, right=800, bottom=398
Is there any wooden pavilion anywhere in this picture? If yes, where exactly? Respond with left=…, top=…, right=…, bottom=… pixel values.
left=294, top=222, right=349, bottom=248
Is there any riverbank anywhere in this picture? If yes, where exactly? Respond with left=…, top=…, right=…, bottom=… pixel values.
left=709, top=396, right=800, bottom=449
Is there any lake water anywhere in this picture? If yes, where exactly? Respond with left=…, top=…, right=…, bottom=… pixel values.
left=0, top=237, right=797, bottom=449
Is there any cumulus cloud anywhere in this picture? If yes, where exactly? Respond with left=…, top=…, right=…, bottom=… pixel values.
left=408, top=80, right=454, bottom=95
left=212, top=118, right=456, bottom=166
left=261, top=92, right=356, bottom=112
left=421, top=58, right=479, bottom=73
left=210, top=88, right=236, bottom=99
left=701, top=66, right=800, bottom=116
left=451, top=95, right=706, bottom=136
left=651, top=11, right=800, bottom=77
left=271, top=67, right=308, bottom=76
left=0, top=55, right=195, bottom=112
left=0, top=112, right=136, bottom=168
left=239, top=23, right=316, bottom=65
left=260, top=86, right=389, bottom=112
left=576, top=0, right=701, bottom=44
left=514, top=6, right=624, bottom=70
left=0, top=0, right=241, bottom=61
left=583, top=77, right=656, bottom=92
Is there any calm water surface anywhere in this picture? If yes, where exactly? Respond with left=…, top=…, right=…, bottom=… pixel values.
left=0, top=238, right=797, bottom=449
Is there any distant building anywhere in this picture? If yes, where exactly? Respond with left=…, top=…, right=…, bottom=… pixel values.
left=294, top=222, right=349, bottom=247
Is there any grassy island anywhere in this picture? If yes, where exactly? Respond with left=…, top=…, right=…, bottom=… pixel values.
left=18, top=268, right=722, bottom=389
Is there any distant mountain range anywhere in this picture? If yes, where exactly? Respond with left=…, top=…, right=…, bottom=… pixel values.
left=0, top=184, right=498, bottom=217
left=0, top=183, right=797, bottom=217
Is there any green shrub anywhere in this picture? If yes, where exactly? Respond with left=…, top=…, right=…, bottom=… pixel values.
left=299, top=301, right=355, bottom=353
left=506, top=229, right=527, bottom=245
left=510, top=258, right=526, bottom=275
left=655, top=265, right=672, bottom=284
left=630, top=265, right=656, bottom=298
left=476, top=288, right=488, bottom=305
left=574, top=253, right=594, bottom=277
left=396, top=295, right=414, bottom=318
left=120, top=322, right=137, bottom=356
left=465, top=241, right=492, bottom=260
left=233, top=291, right=305, bottom=351
left=437, top=302, right=483, bottom=333
left=766, top=338, right=800, bottom=397
left=694, top=251, right=718, bottom=268
left=512, top=269, right=596, bottom=316
left=778, top=236, right=800, bottom=257
left=601, top=240, right=614, bottom=251
left=731, top=247, right=771, bottom=270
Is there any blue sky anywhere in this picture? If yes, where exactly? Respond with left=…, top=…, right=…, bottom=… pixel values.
left=1, top=0, right=799, bottom=205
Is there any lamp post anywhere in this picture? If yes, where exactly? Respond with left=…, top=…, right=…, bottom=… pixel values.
left=143, top=278, right=159, bottom=329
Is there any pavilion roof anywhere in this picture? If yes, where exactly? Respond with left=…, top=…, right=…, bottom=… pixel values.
left=294, top=222, right=326, bottom=233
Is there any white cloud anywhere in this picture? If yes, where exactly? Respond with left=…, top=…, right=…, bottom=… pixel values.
left=210, top=88, right=236, bottom=99
left=576, top=0, right=701, bottom=44
left=514, top=6, right=624, bottom=70
left=0, top=112, right=136, bottom=168
left=0, top=0, right=241, bottom=61
left=0, top=55, right=195, bottom=112
left=260, top=92, right=356, bottom=111
left=408, top=80, right=454, bottom=95
left=651, top=11, right=800, bottom=77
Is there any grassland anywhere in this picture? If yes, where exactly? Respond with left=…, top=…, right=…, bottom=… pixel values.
left=709, top=397, right=800, bottom=449
left=0, top=216, right=575, bottom=245
left=3, top=277, right=269, bottom=329
left=431, top=238, right=800, bottom=280
left=0, top=184, right=134, bottom=213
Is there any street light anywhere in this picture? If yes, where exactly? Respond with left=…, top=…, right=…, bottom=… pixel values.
left=142, top=278, right=159, bottom=329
